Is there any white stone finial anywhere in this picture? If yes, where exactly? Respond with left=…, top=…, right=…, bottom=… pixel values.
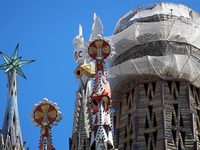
left=53, top=103, right=57, bottom=107
left=34, top=104, right=38, bottom=108
left=89, top=13, right=104, bottom=42
left=73, top=24, right=87, bottom=64
left=42, top=98, right=48, bottom=104
left=79, top=24, right=83, bottom=36
left=29, top=113, right=34, bottom=118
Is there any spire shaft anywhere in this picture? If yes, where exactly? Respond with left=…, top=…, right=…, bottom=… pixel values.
left=71, top=25, right=94, bottom=150
left=88, top=37, right=115, bottom=149
left=0, top=44, right=35, bottom=150
left=2, top=68, right=24, bottom=149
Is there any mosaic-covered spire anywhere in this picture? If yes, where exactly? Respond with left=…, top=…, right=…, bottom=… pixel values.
left=30, top=98, right=62, bottom=150
left=70, top=13, right=115, bottom=150
left=0, top=44, right=34, bottom=149
left=87, top=15, right=115, bottom=149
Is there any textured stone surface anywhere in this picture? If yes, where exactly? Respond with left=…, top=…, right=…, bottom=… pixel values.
left=113, top=80, right=200, bottom=149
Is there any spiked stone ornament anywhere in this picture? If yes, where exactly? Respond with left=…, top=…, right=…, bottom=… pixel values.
left=0, top=43, right=35, bottom=79
left=30, top=98, right=63, bottom=150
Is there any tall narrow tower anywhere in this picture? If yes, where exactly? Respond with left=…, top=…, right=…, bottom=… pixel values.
left=70, top=13, right=116, bottom=150
left=0, top=44, right=34, bottom=150
left=70, top=24, right=95, bottom=150
left=88, top=35, right=115, bottom=150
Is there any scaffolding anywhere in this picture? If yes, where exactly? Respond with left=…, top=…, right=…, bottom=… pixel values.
left=109, top=2, right=200, bottom=96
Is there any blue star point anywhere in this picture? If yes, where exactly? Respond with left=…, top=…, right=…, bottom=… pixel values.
left=0, top=44, right=35, bottom=79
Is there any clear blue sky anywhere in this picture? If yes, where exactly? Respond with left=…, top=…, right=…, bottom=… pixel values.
left=0, top=0, right=199, bottom=149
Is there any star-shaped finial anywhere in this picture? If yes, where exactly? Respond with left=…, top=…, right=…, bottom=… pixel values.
left=0, top=43, right=35, bottom=79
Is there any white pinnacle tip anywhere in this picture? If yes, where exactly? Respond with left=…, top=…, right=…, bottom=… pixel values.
left=48, top=101, right=52, bottom=104
left=111, top=51, right=116, bottom=57
left=59, top=116, right=63, bottom=120
left=53, top=121, right=58, bottom=126
left=31, top=118, right=35, bottom=122
left=56, top=107, right=59, bottom=111
left=56, top=117, right=60, bottom=122
left=103, top=37, right=106, bottom=40
left=49, top=124, right=53, bottom=128
left=38, top=102, right=42, bottom=105
left=96, top=34, right=102, bottom=39
left=33, top=104, right=38, bottom=108
left=88, top=40, right=92, bottom=44
left=111, top=47, right=115, bottom=51
left=57, top=111, right=62, bottom=116
left=34, top=122, right=39, bottom=127
left=106, top=39, right=111, bottom=43
left=29, top=113, right=34, bottom=118
left=42, top=98, right=48, bottom=104
left=53, top=103, right=57, bottom=107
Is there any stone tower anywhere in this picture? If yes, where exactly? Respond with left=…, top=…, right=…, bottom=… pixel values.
left=70, top=24, right=94, bottom=150
left=88, top=35, right=115, bottom=149
left=70, top=13, right=116, bottom=150
left=109, top=2, right=200, bottom=150
left=0, top=44, right=34, bottom=150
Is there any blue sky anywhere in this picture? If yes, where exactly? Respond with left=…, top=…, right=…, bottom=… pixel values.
left=0, top=0, right=199, bottom=149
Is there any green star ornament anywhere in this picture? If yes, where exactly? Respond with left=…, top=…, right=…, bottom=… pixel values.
left=0, top=43, right=35, bottom=79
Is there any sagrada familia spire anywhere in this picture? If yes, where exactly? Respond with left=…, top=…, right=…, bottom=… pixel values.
left=70, top=13, right=115, bottom=150
left=0, top=44, right=34, bottom=149
left=70, top=23, right=95, bottom=149
left=29, top=98, right=63, bottom=150
left=88, top=33, right=115, bottom=150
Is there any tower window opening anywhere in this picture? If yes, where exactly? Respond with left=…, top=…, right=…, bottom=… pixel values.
left=123, top=143, right=127, bottom=150
left=128, top=114, right=131, bottom=125
left=129, top=139, right=132, bottom=150
left=77, top=70, right=81, bottom=76
left=126, top=92, right=129, bottom=105
left=132, top=89, right=134, bottom=102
